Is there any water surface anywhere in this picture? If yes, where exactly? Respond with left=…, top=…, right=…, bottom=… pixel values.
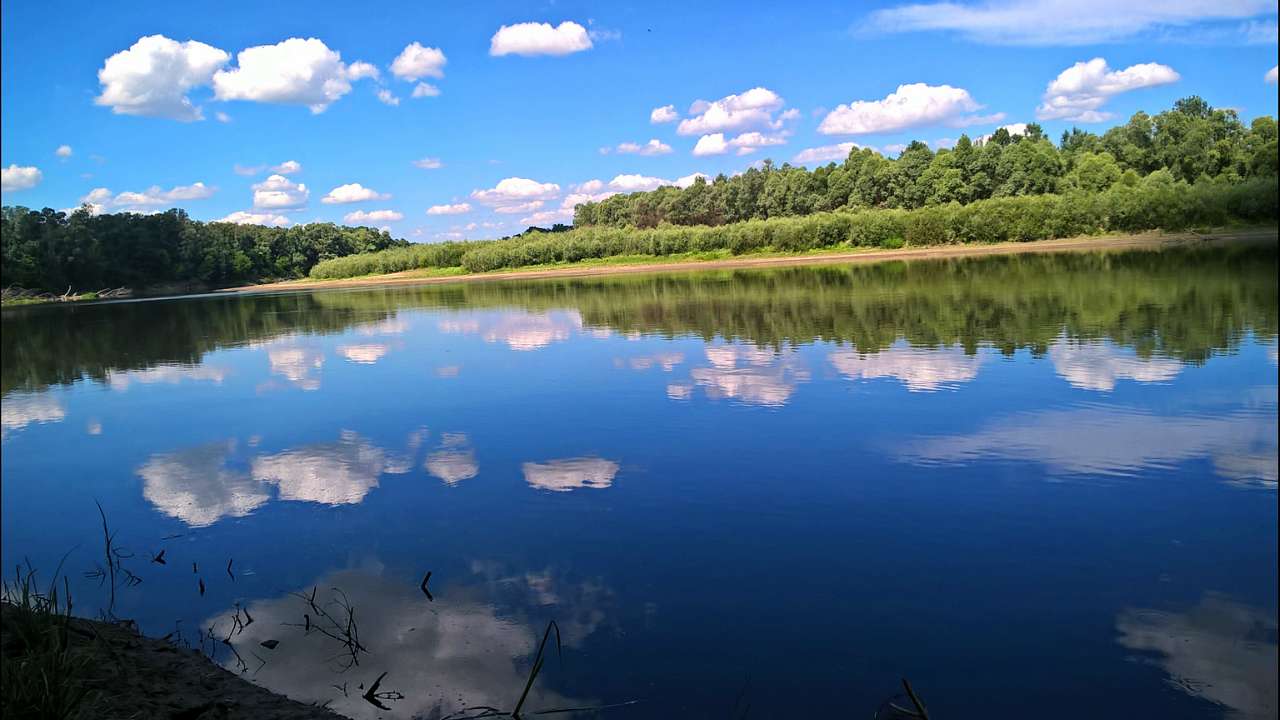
left=2, top=244, right=1277, bottom=719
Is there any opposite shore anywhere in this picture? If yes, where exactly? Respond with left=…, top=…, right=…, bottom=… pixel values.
left=224, top=227, right=1278, bottom=295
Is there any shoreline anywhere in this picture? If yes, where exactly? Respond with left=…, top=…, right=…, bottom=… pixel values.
left=224, top=228, right=1277, bottom=295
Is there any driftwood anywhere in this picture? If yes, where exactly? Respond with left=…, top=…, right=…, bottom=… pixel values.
left=2, top=284, right=131, bottom=303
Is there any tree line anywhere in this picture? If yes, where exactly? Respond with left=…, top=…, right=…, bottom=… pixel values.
left=0, top=207, right=407, bottom=293
left=573, top=96, right=1278, bottom=228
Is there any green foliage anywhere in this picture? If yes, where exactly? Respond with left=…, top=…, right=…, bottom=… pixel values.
left=0, top=208, right=408, bottom=293
left=309, top=240, right=488, bottom=278
left=2, top=563, right=94, bottom=720
left=571, top=97, right=1275, bottom=229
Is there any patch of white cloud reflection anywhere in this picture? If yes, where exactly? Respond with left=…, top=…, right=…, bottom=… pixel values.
left=355, top=317, right=410, bottom=336
left=209, top=562, right=606, bottom=718
left=1048, top=342, right=1182, bottom=391
left=106, top=363, right=228, bottom=391
left=523, top=457, right=619, bottom=492
left=267, top=347, right=325, bottom=390
left=899, top=402, right=1278, bottom=486
left=338, top=344, right=390, bottom=364
left=681, top=345, right=808, bottom=407
left=1, top=392, right=67, bottom=440
left=252, top=430, right=403, bottom=505
left=138, top=441, right=270, bottom=527
left=439, top=310, right=582, bottom=351
left=425, top=432, right=478, bottom=485
left=620, top=352, right=684, bottom=371
left=829, top=344, right=983, bottom=392
left=1117, top=593, right=1277, bottom=720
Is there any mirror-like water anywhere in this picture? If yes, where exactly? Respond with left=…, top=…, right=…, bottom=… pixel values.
left=2, top=244, right=1276, bottom=719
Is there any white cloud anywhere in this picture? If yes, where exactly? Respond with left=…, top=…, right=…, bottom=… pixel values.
left=213, top=38, right=355, bottom=113
left=427, top=202, right=472, bottom=215
left=865, top=0, right=1276, bottom=45
left=376, top=88, right=400, bottom=106
left=607, top=174, right=670, bottom=192
left=252, top=174, right=308, bottom=210
left=975, top=122, right=1029, bottom=144
left=55, top=145, right=72, bottom=159
left=520, top=209, right=574, bottom=225
left=490, top=21, right=593, bottom=57
left=233, top=163, right=263, bottom=176
left=881, top=143, right=909, bottom=155
left=95, top=35, right=229, bottom=121
left=792, top=142, right=860, bottom=164
left=413, top=156, right=444, bottom=169
left=390, top=42, right=447, bottom=81
left=346, top=60, right=380, bottom=81
left=615, top=139, right=673, bottom=156
left=727, top=131, right=788, bottom=155
left=343, top=209, right=404, bottom=224
left=471, top=177, right=561, bottom=212
left=215, top=111, right=231, bottom=123
left=1036, top=58, right=1180, bottom=121
left=78, top=182, right=215, bottom=212
left=321, top=182, right=389, bottom=204
left=271, top=159, right=302, bottom=174
left=692, top=133, right=729, bottom=156
left=650, top=104, right=678, bottom=123
left=411, top=82, right=440, bottom=98
left=1, top=165, right=42, bottom=192
left=818, top=83, right=997, bottom=135
left=218, top=210, right=290, bottom=226
left=674, top=172, right=711, bottom=188
left=1266, top=65, right=1278, bottom=84
left=677, top=87, right=786, bottom=136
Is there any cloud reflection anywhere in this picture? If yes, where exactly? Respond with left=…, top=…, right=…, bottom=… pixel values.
left=1049, top=342, right=1182, bottom=391
left=267, top=347, right=325, bottom=390
left=1, top=392, right=66, bottom=440
left=138, top=441, right=270, bottom=527
left=211, top=562, right=606, bottom=718
left=523, top=457, right=620, bottom=492
left=899, top=403, right=1278, bottom=486
left=1117, top=594, right=1277, bottom=719
left=338, top=344, right=390, bottom=364
left=107, top=364, right=228, bottom=391
left=829, top=344, right=983, bottom=392
left=683, top=345, right=808, bottom=407
left=252, top=430, right=405, bottom=506
left=439, top=311, right=583, bottom=351
left=425, top=433, right=479, bottom=485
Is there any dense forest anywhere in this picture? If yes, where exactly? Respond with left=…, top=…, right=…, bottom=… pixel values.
left=6, top=242, right=1274, bottom=395
left=0, top=208, right=406, bottom=293
left=574, top=96, right=1278, bottom=227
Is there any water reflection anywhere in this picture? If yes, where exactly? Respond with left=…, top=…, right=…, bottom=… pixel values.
left=0, top=392, right=65, bottom=440
left=1049, top=342, right=1182, bottom=392
left=679, top=345, right=808, bottom=407
left=829, top=344, right=983, bottom=392
left=338, top=344, right=390, bottom=364
left=899, top=402, right=1278, bottom=486
left=523, top=458, right=620, bottom=492
left=139, top=431, right=419, bottom=525
left=266, top=346, right=325, bottom=390
left=1117, top=594, right=1277, bottom=719
left=212, top=562, right=607, bottom=718
left=107, top=363, right=228, bottom=391
left=439, top=311, right=583, bottom=352
left=425, top=433, right=479, bottom=486
left=615, top=352, right=684, bottom=371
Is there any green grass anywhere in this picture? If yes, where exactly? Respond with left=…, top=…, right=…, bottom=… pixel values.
left=1, top=562, right=96, bottom=719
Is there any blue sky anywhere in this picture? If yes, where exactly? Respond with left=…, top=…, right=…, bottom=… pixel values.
left=2, top=0, right=1277, bottom=240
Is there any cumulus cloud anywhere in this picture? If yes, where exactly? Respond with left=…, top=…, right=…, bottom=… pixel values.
left=650, top=104, right=678, bottom=123
left=520, top=210, right=572, bottom=225
left=343, top=209, right=403, bottom=224
left=692, top=131, right=786, bottom=156
left=471, top=177, right=561, bottom=213
left=413, top=157, right=444, bottom=169
left=346, top=60, right=380, bottom=81
left=252, top=174, right=308, bottom=210
left=55, top=145, right=72, bottom=159
left=692, top=133, right=729, bottom=156
left=818, top=83, right=997, bottom=135
left=95, top=35, right=229, bottom=120
left=218, top=210, right=290, bottom=226
left=78, top=182, right=215, bottom=213
left=677, top=87, right=787, bottom=136
left=674, top=172, right=711, bottom=188
left=865, top=0, right=1277, bottom=45
left=1036, top=58, right=1180, bottom=122
left=607, top=174, right=670, bottom=192
left=391, top=42, right=447, bottom=81
left=427, top=202, right=472, bottom=215
left=213, top=38, right=357, bottom=113
left=412, top=82, right=440, bottom=98
left=974, top=122, right=1029, bottom=144
left=272, top=159, right=302, bottom=174
left=614, top=139, right=673, bottom=156
left=321, top=182, right=388, bottom=204
left=490, top=21, right=593, bottom=57
left=1266, top=65, right=1278, bottom=84
left=792, top=142, right=860, bottom=164
left=1, top=165, right=42, bottom=192
left=376, top=89, right=400, bottom=106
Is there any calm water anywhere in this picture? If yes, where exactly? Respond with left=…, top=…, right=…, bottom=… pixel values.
left=2, top=244, right=1277, bottom=719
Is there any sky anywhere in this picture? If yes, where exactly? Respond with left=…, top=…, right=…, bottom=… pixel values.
left=1, top=0, right=1277, bottom=241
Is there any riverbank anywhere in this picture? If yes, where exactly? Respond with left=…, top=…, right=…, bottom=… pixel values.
left=0, top=602, right=341, bottom=719
left=226, top=227, right=1277, bottom=295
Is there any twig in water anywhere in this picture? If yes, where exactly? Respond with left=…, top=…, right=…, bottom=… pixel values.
left=198, top=578, right=205, bottom=596
left=421, top=571, right=434, bottom=601
left=512, top=620, right=562, bottom=719
left=226, top=558, right=235, bottom=581
left=361, top=671, right=404, bottom=710
left=151, top=549, right=166, bottom=565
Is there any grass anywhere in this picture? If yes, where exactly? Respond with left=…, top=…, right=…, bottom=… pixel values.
left=1, top=561, right=96, bottom=720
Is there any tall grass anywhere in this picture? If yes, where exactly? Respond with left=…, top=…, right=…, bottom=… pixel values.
left=1, top=562, right=95, bottom=719
left=308, top=176, right=1278, bottom=279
